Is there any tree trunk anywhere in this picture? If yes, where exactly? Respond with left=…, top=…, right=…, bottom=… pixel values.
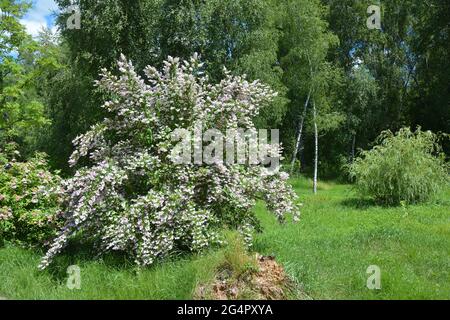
left=313, top=100, right=318, bottom=194
left=290, top=87, right=312, bottom=174
left=351, top=133, right=356, bottom=162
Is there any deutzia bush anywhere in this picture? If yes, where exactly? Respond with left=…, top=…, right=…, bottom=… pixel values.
left=40, top=54, right=300, bottom=269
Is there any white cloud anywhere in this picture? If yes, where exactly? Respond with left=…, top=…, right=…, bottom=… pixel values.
left=20, top=0, right=59, bottom=37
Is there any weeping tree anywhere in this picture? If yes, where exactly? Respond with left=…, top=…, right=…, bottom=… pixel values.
left=349, top=127, right=449, bottom=205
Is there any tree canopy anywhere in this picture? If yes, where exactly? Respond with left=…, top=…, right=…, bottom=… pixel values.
left=1, top=0, right=448, bottom=179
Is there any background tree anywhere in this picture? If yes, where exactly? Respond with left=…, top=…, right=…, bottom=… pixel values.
left=47, top=0, right=288, bottom=172
left=408, top=1, right=450, bottom=153
left=0, top=0, right=51, bottom=155
left=11, top=0, right=447, bottom=177
left=280, top=0, right=343, bottom=192
left=345, top=65, right=379, bottom=162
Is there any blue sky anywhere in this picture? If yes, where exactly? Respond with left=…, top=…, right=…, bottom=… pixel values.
left=21, top=0, right=59, bottom=36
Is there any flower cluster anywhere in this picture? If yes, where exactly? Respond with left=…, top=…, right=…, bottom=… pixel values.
left=0, top=146, right=63, bottom=247
left=40, top=54, right=300, bottom=269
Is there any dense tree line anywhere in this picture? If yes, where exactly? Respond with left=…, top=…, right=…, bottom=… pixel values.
left=1, top=0, right=449, bottom=180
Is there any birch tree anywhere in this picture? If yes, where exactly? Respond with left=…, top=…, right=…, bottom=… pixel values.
left=309, top=63, right=344, bottom=193
left=280, top=0, right=343, bottom=193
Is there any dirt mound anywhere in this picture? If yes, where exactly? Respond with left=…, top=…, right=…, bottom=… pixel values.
left=195, top=254, right=290, bottom=300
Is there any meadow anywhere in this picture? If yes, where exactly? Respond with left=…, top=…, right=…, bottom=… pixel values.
left=1, top=178, right=448, bottom=300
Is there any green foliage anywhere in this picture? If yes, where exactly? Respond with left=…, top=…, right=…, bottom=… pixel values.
left=345, top=66, right=379, bottom=140
left=409, top=1, right=450, bottom=146
left=279, top=0, right=344, bottom=160
left=2, top=0, right=448, bottom=178
left=348, top=127, right=449, bottom=205
left=0, top=143, right=62, bottom=246
left=44, top=0, right=290, bottom=173
left=321, top=0, right=449, bottom=174
left=0, top=2, right=60, bottom=156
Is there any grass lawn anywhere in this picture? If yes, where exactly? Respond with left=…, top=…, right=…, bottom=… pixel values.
left=255, top=179, right=450, bottom=299
left=0, top=178, right=449, bottom=299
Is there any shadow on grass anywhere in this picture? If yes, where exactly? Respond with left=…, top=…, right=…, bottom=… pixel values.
left=340, top=198, right=389, bottom=209
left=42, top=234, right=148, bottom=282
left=341, top=194, right=449, bottom=209
left=43, top=237, right=208, bottom=282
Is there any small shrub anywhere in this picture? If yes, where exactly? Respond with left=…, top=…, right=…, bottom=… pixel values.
left=348, top=127, right=449, bottom=205
left=0, top=143, right=63, bottom=246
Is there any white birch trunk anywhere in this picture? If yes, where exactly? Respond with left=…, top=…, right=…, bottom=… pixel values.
left=313, top=100, right=318, bottom=194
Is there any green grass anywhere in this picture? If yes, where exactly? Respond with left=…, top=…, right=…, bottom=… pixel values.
left=0, top=178, right=449, bottom=300
left=0, top=245, right=224, bottom=299
left=254, top=178, right=450, bottom=300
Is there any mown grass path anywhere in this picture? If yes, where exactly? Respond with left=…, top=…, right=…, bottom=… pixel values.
left=0, top=178, right=449, bottom=299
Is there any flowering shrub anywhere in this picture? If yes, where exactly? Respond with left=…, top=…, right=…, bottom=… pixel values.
left=40, top=54, right=300, bottom=269
left=0, top=143, right=63, bottom=247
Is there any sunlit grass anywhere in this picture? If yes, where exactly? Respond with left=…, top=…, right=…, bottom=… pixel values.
left=0, top=178, right=449, bottom=299
left=254, top=178, right=450, bottom=300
